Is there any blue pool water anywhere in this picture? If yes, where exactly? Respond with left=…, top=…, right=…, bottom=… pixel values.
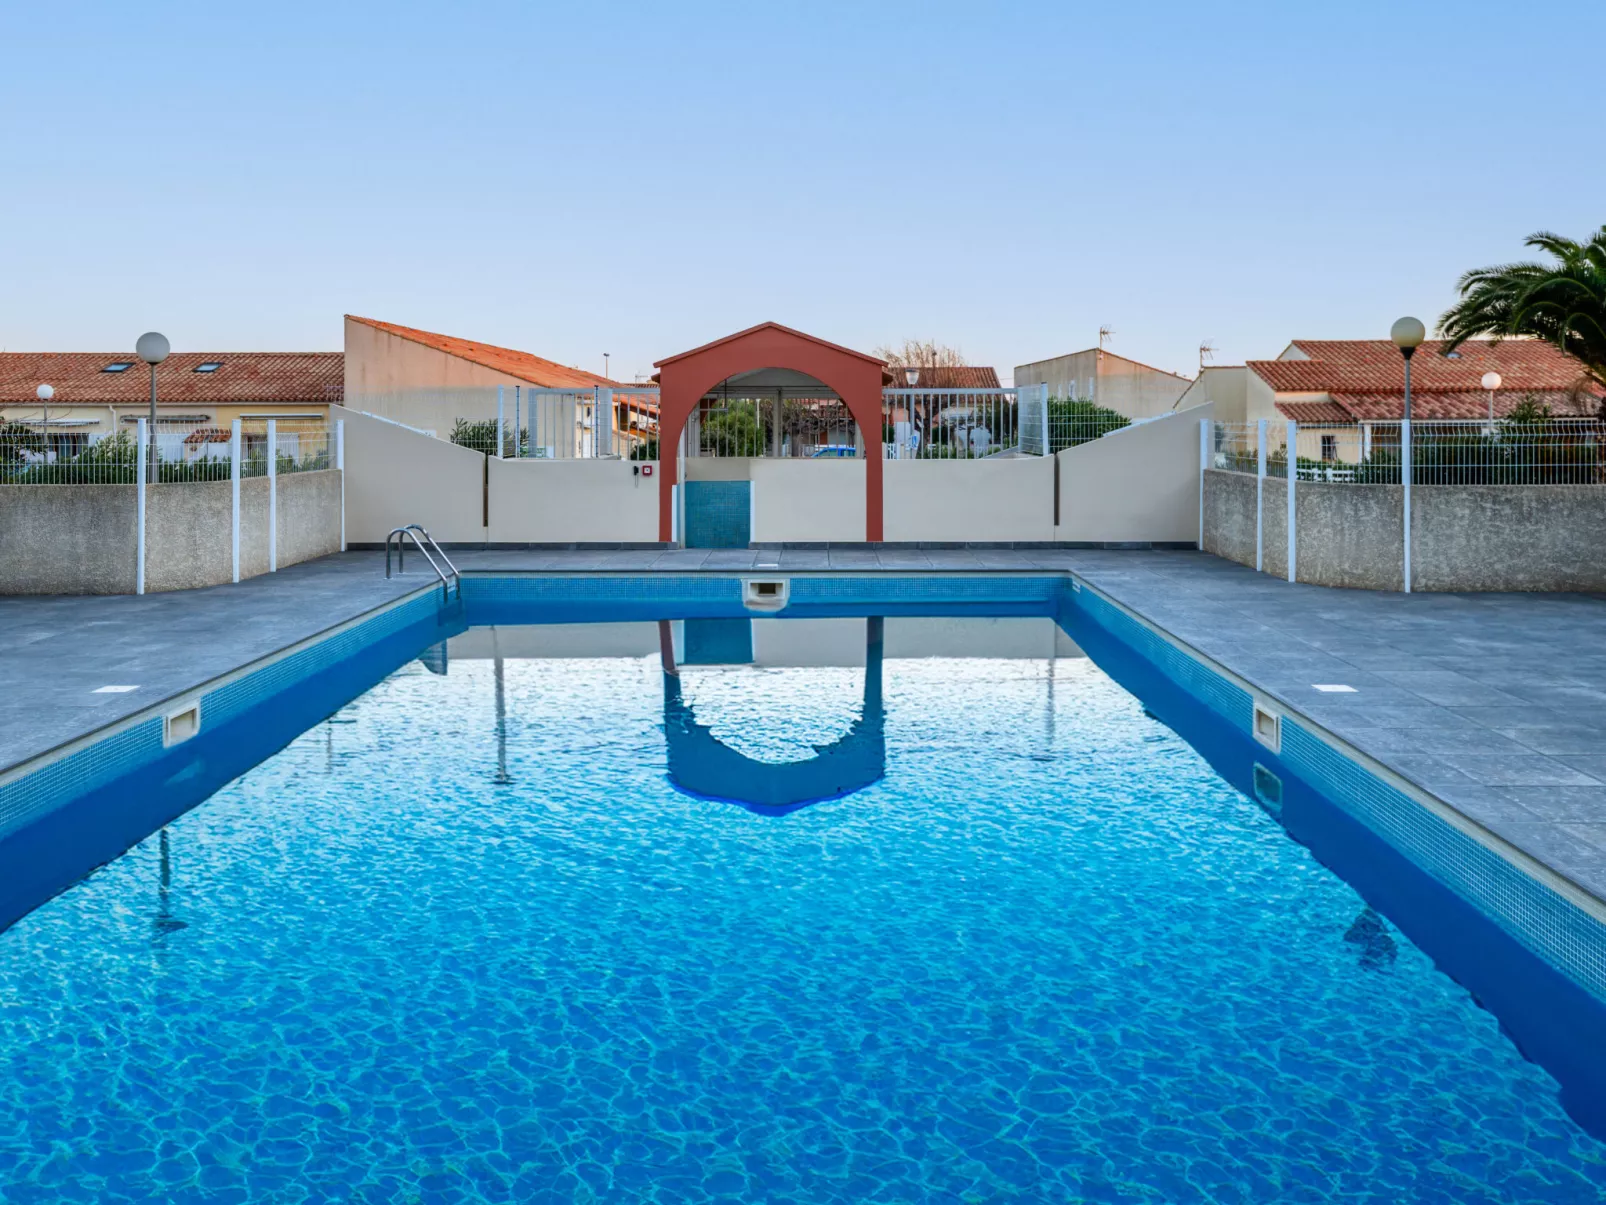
left=2, top=616, right=1605, bottom=1202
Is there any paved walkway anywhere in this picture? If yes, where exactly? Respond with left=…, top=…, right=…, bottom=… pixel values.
left=5, top=548, right=1605, bottom=902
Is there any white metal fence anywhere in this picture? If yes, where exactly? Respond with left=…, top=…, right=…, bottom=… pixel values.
left=1205, top=416, right=1606, bottom=593
left=2, top=418, right=337, bottom=485
left=1211, top=418, right=1606, bottom=486
left=349, top=382, right=1148, bottom=462
left=3, top=418, right=345, bottom=595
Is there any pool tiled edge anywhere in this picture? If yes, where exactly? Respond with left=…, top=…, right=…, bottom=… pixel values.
left=1066, top=573, right=1606, bottom=1004
left=0, top=583, right=445, bottom=844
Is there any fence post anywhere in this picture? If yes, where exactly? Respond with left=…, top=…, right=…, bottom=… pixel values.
left=1255, top=419, right=1266, bottom=573
left=1401, top=419, right=1412, bottom=593
left=336, top=419, right=346, bottom=552
left=1286, top=419, right=1297, bottom=583
left=598, top=387, right=613, bottom=458
left=1040, top=384, right=1050, bottom=455
left=513, top=386, right=521, bottom=459
left=497, top=385, right=506, bottom=459
left=1198, top=419, right=1209, bottom=550
left=136, top=418, right=148, bottom=595
left=231, top=419, right=242, bottom=583
left=267, top=418, right=278, bottom=573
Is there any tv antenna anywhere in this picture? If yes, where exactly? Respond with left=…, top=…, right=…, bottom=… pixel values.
left=1098, top=325, right=1115, bottom=349
left=1198, top=340, right=1217, bottom=372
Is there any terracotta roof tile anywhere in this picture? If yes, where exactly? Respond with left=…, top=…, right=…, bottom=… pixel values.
left=900, top=366, right=1002, bottom=389
left=1275, top=400, right=1353, bottom=423
left=1252, top=339, right=1591, bottom=394
left=0, top=352, right=343, bottom=406
left=348, top=315, right=622, bottom=389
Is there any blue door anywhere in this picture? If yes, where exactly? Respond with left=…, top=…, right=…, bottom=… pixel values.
left=684, top=480, right=751, bottom=548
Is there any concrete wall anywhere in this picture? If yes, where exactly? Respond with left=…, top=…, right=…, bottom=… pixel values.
left=1200, top=470, right=1259, bottom=568
left=1056, top=404, right=1212, bottom=543
left=1295, top=482, right=1404, bottom=591
left=1202, top=471, right=1606, bottom=592
left=144, top=479, right=233, bottom=592
left=0, top=470, right=340, bottom=596
left=1014, top=349, right=1192, bottom=419
left=751, top=459, right=866, bottom=543
left=0, top=486, right=138, bottom=594
left=883, top=458, right=1054, bottom=542
left=335, top=404, right=488, bottom=544
left=489, top=459, right=658, bottom=543
left=276, top=471, right=343, bottom=568
left=1415, top=486, right=1606, bottom=592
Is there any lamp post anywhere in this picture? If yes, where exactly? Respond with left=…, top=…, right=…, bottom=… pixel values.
left=1390, top=317, right=1425, bottom=593
left=35, top=384, right=53, bottom=462
left=136, top=332, right=170, bottom=477
left=1481, top=371, right=1502, bottom=426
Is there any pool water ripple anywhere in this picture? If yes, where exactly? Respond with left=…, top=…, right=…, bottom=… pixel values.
left=0, top=643, right=1603, bottom=1202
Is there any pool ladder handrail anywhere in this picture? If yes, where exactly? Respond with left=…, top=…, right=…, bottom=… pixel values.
left=385, top=524, right=461, bottom=601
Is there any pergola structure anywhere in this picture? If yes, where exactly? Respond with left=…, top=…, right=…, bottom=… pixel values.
left=653, top=322, right=887, bottom=542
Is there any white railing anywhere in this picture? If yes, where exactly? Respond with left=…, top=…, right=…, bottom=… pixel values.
left=1211, top=418, right=1606, bottom=486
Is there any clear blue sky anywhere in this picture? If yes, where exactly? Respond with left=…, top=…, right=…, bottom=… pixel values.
left=4, top=1, right=1602, bottom=383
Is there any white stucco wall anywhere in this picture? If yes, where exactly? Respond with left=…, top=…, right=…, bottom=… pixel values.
left=488, top=459, right=658, bottom=543
left=1055, top=403, right=1212, bottom=543
left=882, top=458, right=1054, bottom=542
left=751, top=460, right=866, bottom=543
left=334, top=404, right=487, bottom=543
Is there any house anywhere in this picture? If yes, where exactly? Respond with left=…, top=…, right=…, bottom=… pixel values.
left=1177, top=338, right=1603, bottom=463
left=343, top=316, right=647, bottom=456
left=0, top=351, right=343, bottom=461
left=1013, top=349, right=1191, bottom=418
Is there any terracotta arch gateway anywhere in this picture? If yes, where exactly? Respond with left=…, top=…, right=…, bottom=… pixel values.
left=652, top=322, right=887, bottom=543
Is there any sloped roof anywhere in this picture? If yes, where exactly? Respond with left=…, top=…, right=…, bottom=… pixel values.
left=0, top=352, right=343, bottom=406
left=1331, top=390, right=1593, bottom=421
left=1252, top=339, right=1590, bottom=394
left=347, top=315, right=620, bottom=389
left=654, top=322, right=887, bottom=369
left=898, top=366, right=1001, bottom=389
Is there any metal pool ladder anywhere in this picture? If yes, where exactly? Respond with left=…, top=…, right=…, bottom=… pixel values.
left=385, top=524, right=461, bottom=601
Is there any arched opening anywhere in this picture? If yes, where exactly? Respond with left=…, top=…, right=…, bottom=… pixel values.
left=689, top=368, right=868, bottom=460
left=653, top=323, right=888, bottom=543
left=657, top=618, right=885, bottom=815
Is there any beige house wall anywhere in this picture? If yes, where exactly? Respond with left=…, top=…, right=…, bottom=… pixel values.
left=334, top=404, right=487, bottom=544
left=1174, top=366, right=1249, bottom=424
left=1055, top=403, right=1212, bottom=543
left=1015, top=349, right=1191, bottom=419
left=882, top=459, right=1054, bottom=542
left=488, top=459, right=658, bottom=543
left=751, top=460, right=866, bottom=543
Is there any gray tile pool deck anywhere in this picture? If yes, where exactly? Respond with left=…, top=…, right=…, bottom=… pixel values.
left=4, top=547, right=1606, bottom=906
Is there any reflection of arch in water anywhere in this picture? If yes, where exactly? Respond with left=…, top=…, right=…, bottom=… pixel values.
left=659, top=618, right=885, bottom=816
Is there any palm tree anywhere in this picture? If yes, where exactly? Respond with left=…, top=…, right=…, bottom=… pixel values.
left=1438, top=226, right=1606, bottom=395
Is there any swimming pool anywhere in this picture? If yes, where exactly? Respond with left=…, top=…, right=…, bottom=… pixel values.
left=2, top=581, right=1605, bottom=1201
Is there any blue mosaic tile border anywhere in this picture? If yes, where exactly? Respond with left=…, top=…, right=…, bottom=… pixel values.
left=1068, top=578, right=1606, bottom=1005
left=0, top=587, right=443, bottom=844
left=460, top=574, right=1062, bottom=609
left=462, top=576, right=743, bottom=605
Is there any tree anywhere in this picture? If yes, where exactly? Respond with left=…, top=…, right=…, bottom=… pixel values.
left=872, top=339, right=968, bottom=368
left=1438, top=226, right=1606, bottom=396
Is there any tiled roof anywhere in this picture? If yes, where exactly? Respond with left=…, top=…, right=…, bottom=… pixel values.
left=654, top=322, right=887, bottom=369
left=1252, top=339, right=1591, bottom=394
left=1338, top=390, right=1593, bottom=421
left=0, top=352, right=343, bottom=406
left=899, top=366, right=1002, bottom=389
left=1275, top=400, right=1353, bottom=423
left=348, top=316, right=621, bottom=389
